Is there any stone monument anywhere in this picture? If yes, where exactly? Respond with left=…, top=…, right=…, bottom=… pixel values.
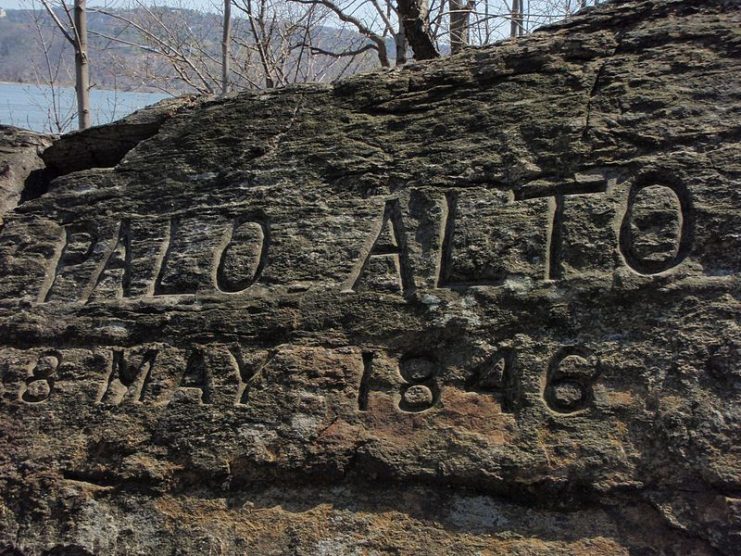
left=0, top=0, right=738, bottom=553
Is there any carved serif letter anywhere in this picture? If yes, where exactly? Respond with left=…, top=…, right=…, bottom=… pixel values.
left=515, top=177, right=607, bottom=280
left=173, top=349, right=213, bottom=404
left=87, top=221, right=131, bottom=302
left=214, top=218, right=269, bottom=293
left=343, top=199, right=414, bottom=294
left=619, top=182, right=692, bottom=275
left=97, top=349, right=156, bottom=405
left=228, top=345, right=273, bottom=405
left=39, top=222, right=98, bottom=302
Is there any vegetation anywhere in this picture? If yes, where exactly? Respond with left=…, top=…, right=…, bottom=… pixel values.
left=0, top=1, right=602, bottom=129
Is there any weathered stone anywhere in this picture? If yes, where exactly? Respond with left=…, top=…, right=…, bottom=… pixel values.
left=0, top=126, right=54, bottom=223
left=1, top=0, right=740, bottom=554
left=40, top=95, right=204, bottom=176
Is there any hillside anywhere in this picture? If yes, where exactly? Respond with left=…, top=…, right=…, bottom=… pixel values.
left=0, top=7, right=378, bottom=93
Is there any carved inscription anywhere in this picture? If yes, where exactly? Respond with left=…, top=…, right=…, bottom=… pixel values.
left=228, top=345, right=273, bottom=405
left=343, top=198, right=414, bottom=294
left=88, top=221, right=131, bottom=302
left=465, top=349, right=519, bottom=413
left=618, top=182, right=692, bottom=275
left=514, top=177, right=608, bottom=280
left=543, top=348, right=601, bottom=414
left=437, top=191, right=503, bottom=287
left=398, top=355, right=439, bottom=412
left=174, top=348, right=213, bottom=404
left=7, top=344, right=603, bottom=416
left=357, top=352, right=374, bottom=411
left=19, top=352, right=60, bottom=403
left=31, top=215, right=270, bottom=303
left=39, top=223, right=99, bottom=302
left=437, top=190, right=548, bottom=287
left=122, top=219, right=170, bottom=298
left=155, top=217, right=224, bottom=295
left=438, top=191, right=484, bottom=287
left=97, top=349, right=156, bottom=405
left=215, top=218, right=269, bottom=293
left=3, top=174, right=700, bottom=305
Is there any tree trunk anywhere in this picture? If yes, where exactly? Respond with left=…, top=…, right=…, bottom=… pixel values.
left=222, top=0, right=232, bottom=95
left=518, top=0, right=525, bottom=36
left=74, top=0, right=90, bottom=129
left=510, top=0, right=525, bottom=38
left=450, top=0, right=472, bottom=55
left=394, top=24, right=407, bottom=66
left=510, top=0, right=517, bottom=38
left=397, top=0, right=439, bottom=60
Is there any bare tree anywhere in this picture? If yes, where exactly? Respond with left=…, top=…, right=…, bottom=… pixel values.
left=73, top=0, right=91, bottom=127
left=292, top=0, right=397, bottom=67
left=510, top=0, right=523, bottom=38
left=71, top=0, right=605, bottom=100
left=449, top=0, right=474, bottom=54
left=99, top=0, right=604, bottom=96
left=38, top=0, right=91, bottom=129
left=91, top=0, right=372, bottom=94
left=28, top=4, right=77, bottom=132
left=222, top=0, right=232, bottom=94
left=93, top=1, right=219, bottom=94
left=285, top=1, right=603, bottom=65
left=230, top=0, right=370, bottom=88
left=397, top=0, right=438, bottom=59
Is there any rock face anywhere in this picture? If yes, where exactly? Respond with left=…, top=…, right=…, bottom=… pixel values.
left=1, top=0, right=739, bottom=553
left=0, top=126, right=54, bottom=223
left=40, top=95, right=202, bottom=176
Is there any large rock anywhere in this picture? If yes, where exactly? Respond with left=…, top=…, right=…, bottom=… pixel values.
left=0, top=126, right=54, bottom=223
left=0, top=0, right=739, bottom=553
left=40, top=95, right=203, bottom=176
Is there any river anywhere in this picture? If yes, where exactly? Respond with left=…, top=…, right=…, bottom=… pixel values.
left=0, top=82, right=169, bottom=133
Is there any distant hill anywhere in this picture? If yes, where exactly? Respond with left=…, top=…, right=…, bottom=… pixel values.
left=0, top=7, right=379, bottom=94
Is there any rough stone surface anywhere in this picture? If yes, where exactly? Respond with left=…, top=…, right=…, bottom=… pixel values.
left=1, top=0, right=740, bottom=554
left=0, top=126, right=54, bottom=223
left=40, top=95, right=203, bottom=176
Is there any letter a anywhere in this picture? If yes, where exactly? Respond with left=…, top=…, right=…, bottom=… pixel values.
left=343, top=199, right=414, bottom=295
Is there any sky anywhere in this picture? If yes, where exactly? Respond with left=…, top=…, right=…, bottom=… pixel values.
left=0, top=0, right=221, bottom=11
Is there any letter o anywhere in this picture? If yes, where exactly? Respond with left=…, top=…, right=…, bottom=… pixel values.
left=619, top=182, right=692, bottom=275
left=215, top=219, right=269, bottom=293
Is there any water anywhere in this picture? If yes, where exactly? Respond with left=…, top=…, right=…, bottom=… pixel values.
left=0, top=82, right=169, bottom=133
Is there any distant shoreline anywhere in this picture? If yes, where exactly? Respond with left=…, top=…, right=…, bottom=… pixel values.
left=0, top=80, right=170, bottom=95
left=0, top=82, right=170, bottom=133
